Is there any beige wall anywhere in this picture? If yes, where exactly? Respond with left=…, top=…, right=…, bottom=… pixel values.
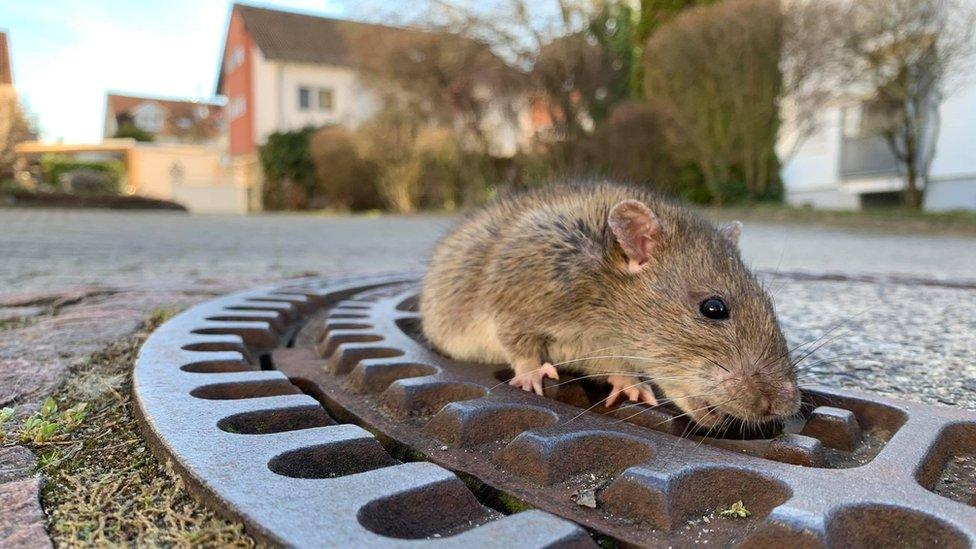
left=129, top=146, right=227, bottom=199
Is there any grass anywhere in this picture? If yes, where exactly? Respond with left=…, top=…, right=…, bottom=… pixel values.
left=699, top=204, right=976, bottom=236
left=1, top=312, right=258, bottom=548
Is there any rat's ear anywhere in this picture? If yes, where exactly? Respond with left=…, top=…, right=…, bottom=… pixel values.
left=720, top=221, right=743, bottom=246
left=608, top=200, right=663, bottom=274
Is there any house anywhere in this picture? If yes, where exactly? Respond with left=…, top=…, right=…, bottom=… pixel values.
left=215, top=3, right=525, bottom=189
left=103, top=93, right=225, bottom=147
left=780, top=65, right=976, bottom=212
left=15, top=139, right=251, bottom=214
left=0, top=30, right=12, bottom=90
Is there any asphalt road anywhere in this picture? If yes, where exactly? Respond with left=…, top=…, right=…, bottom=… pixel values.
left=1, top=208, right=974, bottom=292
left=1, top=208, right=974, bottom=410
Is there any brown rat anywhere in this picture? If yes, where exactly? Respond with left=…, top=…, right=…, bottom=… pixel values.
left=420, top=182, right=800, bottom=428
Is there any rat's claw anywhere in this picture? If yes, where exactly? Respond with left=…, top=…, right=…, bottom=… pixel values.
left=508, top=362, right=558, bottom=396
left=606, top=374, right=658, bottom=407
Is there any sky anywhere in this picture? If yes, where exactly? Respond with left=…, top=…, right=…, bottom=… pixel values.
left=0, top=1, right=355, bottom=143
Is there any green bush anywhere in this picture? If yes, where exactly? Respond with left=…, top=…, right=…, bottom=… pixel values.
left=113, top=123, right=155, bottom=142
left=39, top=155, right=124, bottom=195
left=259, top=128, right=317, bottom=210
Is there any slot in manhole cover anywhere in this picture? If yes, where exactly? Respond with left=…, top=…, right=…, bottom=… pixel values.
left=134, top=275, right=976, bottom=548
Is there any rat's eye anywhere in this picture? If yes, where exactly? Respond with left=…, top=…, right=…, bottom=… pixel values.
left=699, top=297, right=729, bottom=320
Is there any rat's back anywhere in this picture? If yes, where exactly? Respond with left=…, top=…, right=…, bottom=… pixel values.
left=420, top=183, right=657, bottom=362
left=419, top=188, right=542, bottom=362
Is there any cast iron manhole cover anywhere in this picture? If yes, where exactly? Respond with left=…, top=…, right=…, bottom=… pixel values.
left=134, top=275, right=976, bottom=548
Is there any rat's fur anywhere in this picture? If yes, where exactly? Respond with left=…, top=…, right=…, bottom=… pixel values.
left=420, top=182, right=800, bottom=426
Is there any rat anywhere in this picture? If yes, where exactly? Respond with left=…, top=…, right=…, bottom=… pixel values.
left=419, top=182, right=801, bottom=428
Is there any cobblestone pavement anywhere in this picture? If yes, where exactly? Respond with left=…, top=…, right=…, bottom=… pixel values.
left=0, top=208, right=974, bottom=546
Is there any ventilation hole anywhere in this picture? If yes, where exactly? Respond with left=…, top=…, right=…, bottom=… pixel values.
left=218, top=405, right=334, bottom=434
left=357, top=478, right=493, bottom=539
left=182, top=341, right=255, bottom=363
left=259, top=353, right=274, bottom=371
left=826, top=504, right=968, bottom=549
left=395, top=317, right=424, bottom=342
left=183, top=341, right=249, bottom=354
left=329, top=313, right=369, bottom=319
left=190, top=379, right=301, bottom=400
left=325, top=322, right=372, bottom=331
left=181, top=359, right=256, bottom=373
left=347, top=362, right=438, bottom=393
left=334, top=304, right=371, bottom=310
left=918, top=422, right=976, bottom=508
left=268, top=438, right=397, bottom=478
left=396, top=295, right=419, bottom=312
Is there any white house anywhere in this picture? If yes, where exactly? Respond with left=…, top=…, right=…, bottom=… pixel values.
left=215, top=3, right=525, bottom=190
left=780, top=46, right=976, bottom=211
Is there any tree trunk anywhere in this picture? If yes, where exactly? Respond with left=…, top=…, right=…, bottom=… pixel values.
left=904, top=169, right=923, bottom=209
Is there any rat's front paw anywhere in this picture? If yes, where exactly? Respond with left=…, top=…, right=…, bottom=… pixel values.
left=605, top=374, right=658, bottom=407
left=508, top=362, right=559, bottom=396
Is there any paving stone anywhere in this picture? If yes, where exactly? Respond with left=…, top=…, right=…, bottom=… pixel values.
left=0, top=477, right=51, bottom=549
left=0, top=447, right=37, bottom=484
left=0, top=306, right=45, bottom=323
left=0, top=286, right=106, bottom=308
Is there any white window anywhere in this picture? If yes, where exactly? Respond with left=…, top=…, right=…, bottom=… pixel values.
left=317, top=88, right=334, bottom=111
left=226, top=45, right=244, bottom=73
left=227, top=96, right=246, bottom=121
left=133, top=102, right=165, bottom=133
left=298, top=86, right=311, bottom=110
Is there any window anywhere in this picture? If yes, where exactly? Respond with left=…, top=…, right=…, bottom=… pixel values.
left=133, top=102, right=165, bottom=133
left=227, top=96, right=246, bottom=121
left=226, top=45, right=245, bottom=73
left=298, top=87, right=311, bottom=110
left=317, top=88, right=334, bottom=111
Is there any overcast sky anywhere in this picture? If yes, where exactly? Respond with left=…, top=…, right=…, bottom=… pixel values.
left=1, top=1, right=355, bottom=143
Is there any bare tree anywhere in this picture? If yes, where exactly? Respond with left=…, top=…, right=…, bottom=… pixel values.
left=835, top=0, right=976, bottom=208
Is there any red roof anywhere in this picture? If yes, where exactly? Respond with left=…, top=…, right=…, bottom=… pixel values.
left=105, top=93, right=224, bottom=141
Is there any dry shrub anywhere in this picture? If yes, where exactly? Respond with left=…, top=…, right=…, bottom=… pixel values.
left=644, top=0, right=784, bottom=203
left=411, top=127, right=463, bottom=210
left=308, top=126, right=382, bottom=211
left=584, top=100, right=687, bottom=195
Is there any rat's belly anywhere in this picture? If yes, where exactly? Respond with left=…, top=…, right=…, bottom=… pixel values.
left=548, top=337, right=630, bottom=374
left=437, top=312, right=507, bottom=363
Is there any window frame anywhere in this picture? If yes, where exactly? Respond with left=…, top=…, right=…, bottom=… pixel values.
left=317, top=88, right=334, bottom=112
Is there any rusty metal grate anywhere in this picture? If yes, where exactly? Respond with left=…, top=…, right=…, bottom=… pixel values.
left=135, top=275, right=976, bottom=548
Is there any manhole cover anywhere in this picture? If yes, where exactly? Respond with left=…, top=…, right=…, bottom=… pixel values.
left=134, top=275, right=976, bottom=548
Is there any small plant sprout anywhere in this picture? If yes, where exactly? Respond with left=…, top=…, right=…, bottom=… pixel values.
left=0, top=406, right=14, bottom=441
left=18, top=397, right=89, bottom=445
left=719, top=501, right=751, bottom=519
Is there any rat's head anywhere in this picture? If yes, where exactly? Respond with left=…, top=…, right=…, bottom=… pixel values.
left=605, top=199, right=800, bottom=429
